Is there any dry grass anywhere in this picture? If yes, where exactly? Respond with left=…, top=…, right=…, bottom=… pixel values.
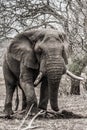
left=0, top=66, right=87, bottom=130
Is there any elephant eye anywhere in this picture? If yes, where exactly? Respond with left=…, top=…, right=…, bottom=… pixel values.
left=39, top=34, right=44, bottom=41
left=36, top=47, right=42, bottom=55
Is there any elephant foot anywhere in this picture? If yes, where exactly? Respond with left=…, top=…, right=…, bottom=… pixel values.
left=25, top=106, right=38, bottom=116
left=38, top=104, right=47, bottom=111
left=23, top=101, right=38, bottom=115
left=3, top=103, right=14, bottom=119
left=52, top=107, right=59, bottom=112
left=13, top=108, right=40, bottom=119
left=38, top=110, right=62, bottom=119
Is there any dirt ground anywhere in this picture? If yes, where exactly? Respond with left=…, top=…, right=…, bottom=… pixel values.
left=0, top=66, right=87, bottom=130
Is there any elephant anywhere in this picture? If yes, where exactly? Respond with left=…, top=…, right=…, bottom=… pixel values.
left=3, top=29, right=83, bottom=117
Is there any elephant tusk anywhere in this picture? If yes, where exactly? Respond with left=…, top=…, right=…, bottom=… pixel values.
left=66, top=70, right=84, bottom=81
left=34, top=72, right=43, bottom=86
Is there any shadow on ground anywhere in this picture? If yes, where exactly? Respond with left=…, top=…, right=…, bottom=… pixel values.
left=0, top=110, right=86, bottom=120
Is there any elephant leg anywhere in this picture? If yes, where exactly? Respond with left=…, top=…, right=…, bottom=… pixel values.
left=3, top=63, right=17, bottom=116
left=18, top=83, right=27, bottom=110
left=4, top=83, right=16, bottom=116
left=20, top=64, right=37, bottom=113
left=38, top=77, right=48, bottom=110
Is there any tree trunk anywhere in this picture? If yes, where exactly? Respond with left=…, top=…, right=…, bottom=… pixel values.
left=70, top=79, right=80, bottom=95
left=70, top=67, right=82, bottom=95
left=69, top=62, right=82, bottom=95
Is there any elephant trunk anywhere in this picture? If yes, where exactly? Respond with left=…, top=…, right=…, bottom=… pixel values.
left=48, top=79, right=60, bottom=111
left=46, top=57, right=63, bottom=111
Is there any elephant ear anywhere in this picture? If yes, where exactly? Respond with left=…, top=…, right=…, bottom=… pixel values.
left=8, top=36, right=39, bottom=69
left=58, top=31, right=69, bottom=58
left=58, top=32, right=69, bottom=50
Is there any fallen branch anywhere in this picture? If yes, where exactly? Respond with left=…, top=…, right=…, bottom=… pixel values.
left=21, top=110, right=45, bottom=130
left=18, top=104, right=34, bottom=130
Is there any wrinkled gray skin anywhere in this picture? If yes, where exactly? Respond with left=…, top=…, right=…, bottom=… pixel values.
left=3, top=29, right=68, bottom=116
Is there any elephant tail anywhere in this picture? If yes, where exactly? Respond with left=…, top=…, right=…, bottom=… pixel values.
left=15, top=86, right=19, bottom=111
left=66, top=70, right=84, bottom=81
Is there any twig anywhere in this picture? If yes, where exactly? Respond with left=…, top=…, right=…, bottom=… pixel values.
left=18, top=104, right=34, bottom=130
left=21, top=110, right=45, bottom=130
